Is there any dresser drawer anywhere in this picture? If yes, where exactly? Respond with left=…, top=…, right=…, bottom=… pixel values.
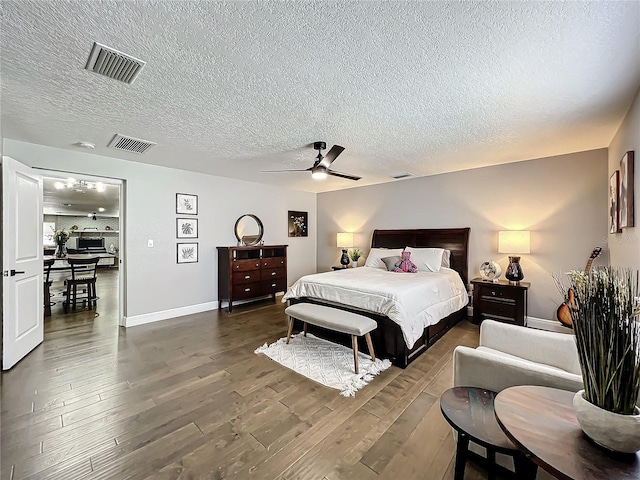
left=263, top=257, right=286, bottom=268
left=262, top=278, right=287, bottom=294
left=233, top=270, right=261, bottom=285
left=262, top=267, right=286, bottom=280
left=232, top=259, right=261, bottom=272
left=233, top=282, right=262, bottom=300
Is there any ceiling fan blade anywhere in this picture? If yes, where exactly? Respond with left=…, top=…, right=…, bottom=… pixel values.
left=326, top=169, right=361, bottom=181
left=261, top=168, right=312, bottom=173
left=318, top=145, right=345, bottom=168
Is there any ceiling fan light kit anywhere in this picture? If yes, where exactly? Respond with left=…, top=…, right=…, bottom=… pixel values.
left=262, top=141, right=361, bottom=181
left=311, top=166, right=328, bottom=180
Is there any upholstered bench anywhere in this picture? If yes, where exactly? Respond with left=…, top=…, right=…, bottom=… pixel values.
left=284, top=303, right=377, bottom=374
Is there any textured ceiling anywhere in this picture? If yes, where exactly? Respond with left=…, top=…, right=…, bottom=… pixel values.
left=2, top=1, right=639, bottom=193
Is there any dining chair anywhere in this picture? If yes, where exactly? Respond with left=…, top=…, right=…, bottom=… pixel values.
left=43, top=258, right=55, bottom=317
left=63, top=257, right=100, bottom=313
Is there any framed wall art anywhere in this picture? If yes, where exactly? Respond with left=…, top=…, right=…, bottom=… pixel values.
left=619, top=151, right=634, bottom=229
left=177, top=218, right=198, bottom=238
left=609, top=170, right=621, bottom=233
left=176, top=193, right=198, bottom=215
left=288, top=210, right=308, bottom=237
left=177, top=242, right=198, bottom=263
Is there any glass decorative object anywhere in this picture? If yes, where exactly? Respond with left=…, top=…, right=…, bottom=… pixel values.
left=505, top=256, right=524, bottom=282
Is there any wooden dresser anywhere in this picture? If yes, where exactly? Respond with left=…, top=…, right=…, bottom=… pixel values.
left=217, top=245, right=288, bottom=312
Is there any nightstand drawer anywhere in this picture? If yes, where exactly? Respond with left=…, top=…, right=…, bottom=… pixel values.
left=478, top=299, right=516, bottom=319
left=477, top=285, right=518, bottom=301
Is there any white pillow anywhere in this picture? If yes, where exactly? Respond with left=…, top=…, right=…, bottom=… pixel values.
left=442, top=249, right=451, bottom=268
left=404, top=247, right=445, bottom=272
left=364, top=248, right=404, bottom=269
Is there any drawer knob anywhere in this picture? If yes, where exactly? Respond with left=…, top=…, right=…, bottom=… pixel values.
left=272, top=283, right=276, bottom=287
left=271, top=272, right=276, bottom=276
left=244, top=275, right=250, bottom=279
left=244, top=288, right=251, bottom=292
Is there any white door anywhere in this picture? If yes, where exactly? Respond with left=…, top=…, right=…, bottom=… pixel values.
left=2, top=156, right=43, bottom=370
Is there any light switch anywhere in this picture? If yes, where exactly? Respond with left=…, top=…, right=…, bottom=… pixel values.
left=147, top=239, right=154, bottom=248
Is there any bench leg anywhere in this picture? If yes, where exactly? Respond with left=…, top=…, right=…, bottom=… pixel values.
left=303, top=322, right=307, bottom=337
left=352, top=335, right=359, bottom=374
left=364, top=332, right=375, bottom=361
left=286, top=316, right=295, bottom=344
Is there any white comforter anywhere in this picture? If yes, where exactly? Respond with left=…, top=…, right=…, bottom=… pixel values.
left=282, top=267, right=468, bottom=349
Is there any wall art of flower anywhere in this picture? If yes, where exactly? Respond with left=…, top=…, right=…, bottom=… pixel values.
left=288, top=210, right=308, bottom=237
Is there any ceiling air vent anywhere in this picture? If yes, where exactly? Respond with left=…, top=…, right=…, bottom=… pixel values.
left=391, top=172, right=413, bottom=179
left=85, top=42, right=146, bottom=84
left=108, top=134, right=156, bottom=154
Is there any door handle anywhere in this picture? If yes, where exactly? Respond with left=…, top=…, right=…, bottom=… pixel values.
left=10, top=270, right=25, bottom=276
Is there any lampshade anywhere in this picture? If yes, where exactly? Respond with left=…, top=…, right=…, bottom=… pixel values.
left=336, top=232, right=354, bottom=248
left=498, top=231, right=530, bottom=254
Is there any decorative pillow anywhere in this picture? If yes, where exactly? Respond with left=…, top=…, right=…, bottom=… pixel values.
left=381, top=255, right=401, bottom=272
left=442, top=249, right=451, bottom=268
left=364, top=248, right=404, bottom=269
left=394, top=251, right=418, bottom=273
left=404, top=247, right=445, bottom=272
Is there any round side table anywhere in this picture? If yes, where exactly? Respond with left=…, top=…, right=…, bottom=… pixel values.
left=440, top=386, right=537, bottom=480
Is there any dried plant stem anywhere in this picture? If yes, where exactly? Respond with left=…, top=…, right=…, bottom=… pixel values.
left=568, top=267, right=640, bottom=414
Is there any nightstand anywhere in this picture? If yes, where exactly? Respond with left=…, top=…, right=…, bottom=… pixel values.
left=332, top=266, right=348, bottom=271
left=471, top=278, right=529, bottom=326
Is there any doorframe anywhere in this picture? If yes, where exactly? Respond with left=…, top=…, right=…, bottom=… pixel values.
left=34, top=168, right=126, bottom=326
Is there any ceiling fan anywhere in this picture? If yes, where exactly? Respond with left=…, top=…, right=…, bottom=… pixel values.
left=262, top=142, right=361, bottom=181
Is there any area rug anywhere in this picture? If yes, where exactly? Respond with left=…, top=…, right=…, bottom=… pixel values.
left=255, top=333, right=392, bottom=397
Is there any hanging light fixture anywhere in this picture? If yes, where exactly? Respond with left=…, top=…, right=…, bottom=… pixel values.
left=54, top=179, right=106, bottom=193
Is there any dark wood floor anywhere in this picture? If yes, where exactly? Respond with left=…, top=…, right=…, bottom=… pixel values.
left=1, top=269, right=509, bottom=479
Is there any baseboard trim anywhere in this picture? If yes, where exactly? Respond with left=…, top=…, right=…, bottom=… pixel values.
left=124, top=301, right=219, bottom=328
left=527, top=316, right=573, bottom=334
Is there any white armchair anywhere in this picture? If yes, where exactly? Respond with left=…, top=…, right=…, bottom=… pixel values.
left=453, top=320, right=584, bottom=393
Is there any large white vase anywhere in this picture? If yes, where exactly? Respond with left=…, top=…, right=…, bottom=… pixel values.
left=573, top=390, right=640, bottom=453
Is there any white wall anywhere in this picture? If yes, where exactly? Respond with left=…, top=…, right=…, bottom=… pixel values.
left=317, top=149, right=608, bottom=320
left=608, top=87, right=640, bottom=269
left=4, top=139, right=316, bottom=323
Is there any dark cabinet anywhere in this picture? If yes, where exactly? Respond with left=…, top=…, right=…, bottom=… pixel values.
left=217, top=245, right=287, bottom=312
left=471, top=278, right=529, bottom=326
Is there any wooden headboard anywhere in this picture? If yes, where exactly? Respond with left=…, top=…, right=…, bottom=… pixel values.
left=371, top=228, right=471, bottom=285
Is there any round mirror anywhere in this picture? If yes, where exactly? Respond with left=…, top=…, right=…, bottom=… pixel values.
left=234, top=214, right=264, bottom=246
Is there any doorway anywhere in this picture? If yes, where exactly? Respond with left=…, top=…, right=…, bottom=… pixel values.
left=42, top=173, right=122, bottom=332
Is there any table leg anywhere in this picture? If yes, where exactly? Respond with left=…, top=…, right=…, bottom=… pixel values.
left=513, top=453, right=538, bottom=480
left=454, top=432, right=469, bottom=480
left=486, top=447, right=496, bottom=480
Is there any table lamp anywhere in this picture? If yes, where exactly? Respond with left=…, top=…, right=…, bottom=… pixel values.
left=336, top=232, right=353, bottom=268
left=498, top=230, right=530, bottom=283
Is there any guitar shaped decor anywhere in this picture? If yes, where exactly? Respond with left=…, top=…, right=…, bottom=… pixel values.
left=556, top=247, right=602, bottom=328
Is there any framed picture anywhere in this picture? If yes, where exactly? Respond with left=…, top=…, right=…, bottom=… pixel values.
left=609, top=171, right=621, bottom=233
left=176, top=193, right=198, bottom=215
left=619, top=151, right=635, bottom=229
left=177, top=218, right=198, bottom=238
left=177, top=242, right=198, bottom=263
left=288, top=210, right=308, bottom=237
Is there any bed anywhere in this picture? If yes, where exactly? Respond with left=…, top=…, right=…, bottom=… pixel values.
left=283, top=228, right=470, bottom=368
